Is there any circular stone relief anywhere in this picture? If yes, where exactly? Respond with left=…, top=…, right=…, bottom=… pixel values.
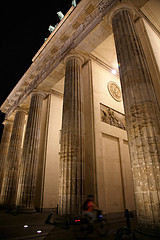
left=107, top=81, right=122, bottom=102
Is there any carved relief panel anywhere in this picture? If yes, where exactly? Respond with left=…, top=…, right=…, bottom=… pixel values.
left=100, top=103, right=126, bottom=130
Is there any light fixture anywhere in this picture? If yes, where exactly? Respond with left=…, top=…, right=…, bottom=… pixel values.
left=24, top=225, right=28, bottom=228
left=111, top=69, right=116, bottom=75
left=37, top=230, right=42, bottom=234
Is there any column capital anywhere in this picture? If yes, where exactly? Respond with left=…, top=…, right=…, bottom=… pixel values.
left=64, top=52, right=84, bottom=65
left=107, top=2, right=136, bottom=26
left=14, top=107, right=28, bottom=114
left=31, top=90, right=46, bottom=99
left=2, top=119, right=13, bottom=126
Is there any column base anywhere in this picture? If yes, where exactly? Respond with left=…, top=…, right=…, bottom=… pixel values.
left=0, top=204, right=16, bottom=211
left=133, top=227, right=160, bottom=240
left=18, top=207, right=36, bottom=213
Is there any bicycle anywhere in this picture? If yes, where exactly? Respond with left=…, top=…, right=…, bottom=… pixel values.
left=76, top=212, right=107, bottom=239
left=115, top=209, right=134, bottom=240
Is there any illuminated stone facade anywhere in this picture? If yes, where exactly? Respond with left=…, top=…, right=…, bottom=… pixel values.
left=0, top=0, right=160, bottom=239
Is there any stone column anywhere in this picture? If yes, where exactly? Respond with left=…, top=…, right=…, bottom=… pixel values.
left=111, top=5, right=160, bottom=237
left=0, top=109, right=26, bottom=207
left=17, top=91, right=45, bottom=210
left=0, top=120, right=13, bottom=195
left=59, top=53, right=84, bottom=215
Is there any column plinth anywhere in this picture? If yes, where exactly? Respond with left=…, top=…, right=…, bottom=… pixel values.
left=59, top=53, right=84, bottom=215
left=17, top=91, right=45, bottom=210
left=0, top=109, right=26, bottom=207
left=111, top=6, right=160, bottom=238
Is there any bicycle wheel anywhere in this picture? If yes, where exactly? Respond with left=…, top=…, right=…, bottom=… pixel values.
left=96, top=220, right=107, bottom=236
left=76, top=224, right=88, bottom=239
left=115, top=227, right=131, bottom=240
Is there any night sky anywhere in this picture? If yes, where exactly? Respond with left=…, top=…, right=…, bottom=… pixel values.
left=0, top=1, right=80, bottom=140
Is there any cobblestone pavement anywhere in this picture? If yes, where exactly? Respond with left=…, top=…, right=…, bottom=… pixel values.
left=0, top=209, right=53, bottom=239
left=0, top=209, right=137, bottom=240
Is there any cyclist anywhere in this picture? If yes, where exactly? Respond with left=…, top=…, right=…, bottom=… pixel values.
left=83, top=195, right=100, bottom=223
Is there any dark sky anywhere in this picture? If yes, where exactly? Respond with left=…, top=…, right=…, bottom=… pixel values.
left=0, top=1, right=80, bottom=140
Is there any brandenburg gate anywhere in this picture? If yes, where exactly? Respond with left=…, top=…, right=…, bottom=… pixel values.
left=0, top=0, right=160, bottom=239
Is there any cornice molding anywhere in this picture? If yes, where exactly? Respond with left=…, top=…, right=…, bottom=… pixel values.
left=3, top=0, right=120, bottom=119
left=50, top=89, right=63, bottom=99
left=89, top=53, right=120, bottom=78
left=32, top=6, right=75, bottom=62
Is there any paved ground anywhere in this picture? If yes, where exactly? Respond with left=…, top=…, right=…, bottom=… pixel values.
left=0, top=209, right=137, bottom=240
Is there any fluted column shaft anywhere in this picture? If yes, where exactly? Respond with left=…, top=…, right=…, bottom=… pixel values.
left=112, top=8, right=160, bottom=230
left=17, top=92, right=45, bottom=209
left=59, top=54, right=84, bottom=215
left=0, top=110, right=26, bottom=207
left=0, top=120, right=13, bottom=194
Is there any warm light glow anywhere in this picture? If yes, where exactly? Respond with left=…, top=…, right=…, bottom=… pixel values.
left=111, top=69, right=116, bottom=75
